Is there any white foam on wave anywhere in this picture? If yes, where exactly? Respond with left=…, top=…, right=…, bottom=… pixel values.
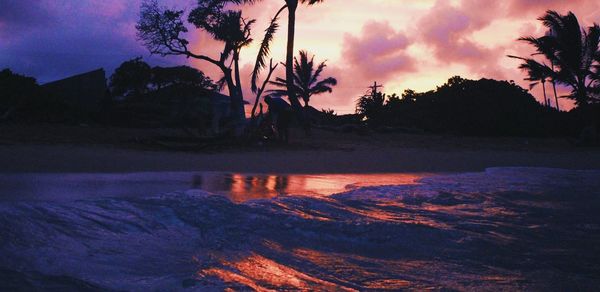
left=335, top=167, right=600, bottom=201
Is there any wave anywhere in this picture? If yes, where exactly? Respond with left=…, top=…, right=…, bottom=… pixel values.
left=1, top=167, right=599, bottom=290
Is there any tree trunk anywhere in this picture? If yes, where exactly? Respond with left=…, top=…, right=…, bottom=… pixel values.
left=221, top=65, right=245, bottom=135
left=251, top=62, right=278, bottom=119
left=285, top=1, right=305, bottom=119
left=577, top=78, right=588, bottom=106
left=552, top=81, right=560, bottom=111
left=541, top=80, right=548, bottom=107
left=551, top=64, right=560, bottom=111
left=233, top=51, right=246, bottom=122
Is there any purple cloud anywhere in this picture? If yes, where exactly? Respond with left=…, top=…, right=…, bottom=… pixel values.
left=0, top=0, right=192, bottom=83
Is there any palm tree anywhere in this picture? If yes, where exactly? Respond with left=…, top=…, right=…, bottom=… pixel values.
left=509, top=57, right=553, bottom=106
left=283, top=0, right=325, bottom=112
left=240, top=0, right=325, bottom=113
left=591, top=52, right=600, bottom=103
left=268, top=50, right=337, bottom=108
left=510, top=10, right=600, bottom=107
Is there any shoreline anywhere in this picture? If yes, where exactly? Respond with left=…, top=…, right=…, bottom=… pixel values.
left=2, top=143, right=600, bottom=174
left=1, top=125, right=599, bottom=174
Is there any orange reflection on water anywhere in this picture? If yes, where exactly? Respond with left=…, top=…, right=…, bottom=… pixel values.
left=195, top=243, right=522, bottom=290
left=291, top=247, right=418, bottom=289
left=325, top=201, right=452, bottom=229
left=270, top=201, right=332, bottom=221
left=289, top=247, right=523, bottom=290
left=192, top=173, right=429, bottom=203
left=198, top=253, right=357, bottom=291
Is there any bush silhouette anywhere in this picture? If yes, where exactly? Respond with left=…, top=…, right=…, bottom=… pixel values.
left=358, top=76, right=574, bottom=137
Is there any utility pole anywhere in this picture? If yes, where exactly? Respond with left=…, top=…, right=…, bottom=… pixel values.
left=369, top=81, right=383, bottom=98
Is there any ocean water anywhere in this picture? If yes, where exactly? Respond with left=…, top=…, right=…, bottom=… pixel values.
left=0, top=168, right=599, bottom=291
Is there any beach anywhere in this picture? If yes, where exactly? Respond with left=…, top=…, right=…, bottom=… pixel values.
left=2, top=125, right=600, bottom=290
left=1, top=125, right=600, bottom=173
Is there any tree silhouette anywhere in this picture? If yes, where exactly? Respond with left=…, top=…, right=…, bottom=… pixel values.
left=355, top=76, right=573, bottom=136
left=509, top=11, right=600, bottom=107
left=108, top=58, right=218, bottom=130
left=268, top=50, right=337, bottom=107
left=151, top=65, right=217, bottom=92
left=280, top=0, right=324, bottom=113
left=202, top=0, right=325, bottom=134
left=250, top=59, right=278, bottom=119
left=356, top=90, right=385, bottom=127
left=241, top=0, right=325, bottom=117
left=109, top=57, right=152, bottom=99
left=509, top=57, right=552, bottom=107
left=239, top=2, right=288, bottom=120
left=110, top=58, right=217, bottom=98
left=136, top=0, right=254, bottom=124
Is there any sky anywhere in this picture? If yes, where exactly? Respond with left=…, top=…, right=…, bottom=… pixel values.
left=1, top=0, right=600, bottom=114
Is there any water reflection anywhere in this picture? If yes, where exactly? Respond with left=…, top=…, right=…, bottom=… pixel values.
left=1, top=168, right=599, bottom=290
left=191, top=173, right=427, bottom=202
left=0, top=172, right=427, bottom=202
left=197, top=252, right=352, bottom=291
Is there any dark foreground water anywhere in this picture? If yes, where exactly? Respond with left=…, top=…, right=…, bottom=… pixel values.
left=0, top=168, right=599, bottom=291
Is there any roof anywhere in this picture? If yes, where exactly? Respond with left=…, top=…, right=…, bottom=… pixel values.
left=41, top=68, right=107, bottom=112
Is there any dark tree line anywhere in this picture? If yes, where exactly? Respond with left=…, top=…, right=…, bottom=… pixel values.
left=0, top=69, right=80, bottom=123
left=0, top=58, right=220, bottom=131
left=109, top=57, right=217, bottom=100
left=356, top=76, right=590, bottom=137
left=105, top=58, right=219, bottom=131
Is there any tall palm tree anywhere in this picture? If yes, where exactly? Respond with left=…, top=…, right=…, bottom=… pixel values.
left=268, top=50, right=337, bottom=107
left=283, top=0, right=324, bottom=112
left=239, top=0, right=325, bottom=112
left=509, top=10, right=600, bottom=107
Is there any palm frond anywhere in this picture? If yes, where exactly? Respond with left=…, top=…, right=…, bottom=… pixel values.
left=310, top=61, right=327, bottom=85
left=301, top=0, right=325, bottom=4
left=250, top=4, right=286, bottom=93
left=311, top=77, right=337, bottom=94
left=267, top=49, right=336, bottom=105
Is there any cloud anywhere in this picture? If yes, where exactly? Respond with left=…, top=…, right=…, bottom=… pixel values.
left=505, top=0, right=587, bottom=17
left=342, top=21, right=416, bottom=81
left=416, top=0, right=507, bottom=79
left=0, top=0, right=192, bottom=82
left=0, top=1, right=54, bottom=33
left=297, top=21, right=418, bottom=112
left=2, top=0, right=598, bottom=112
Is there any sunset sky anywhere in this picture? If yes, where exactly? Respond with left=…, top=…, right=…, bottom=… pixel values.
left=2, top=0, right=600, bottom=113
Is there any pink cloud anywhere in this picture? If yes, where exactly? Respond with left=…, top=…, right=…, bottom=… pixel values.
left=342, top=21, right=416, bottom=81
left=505, top=0, right=587, bottom=17
left=417, top=0, right=507, bottom=78
left=290, top=21, right=418, bottom=112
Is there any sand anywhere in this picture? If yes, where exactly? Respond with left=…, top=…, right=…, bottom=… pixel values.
left=1, top=143, right=599, bottom=173
left=1, top=125, right=599, bottom=173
